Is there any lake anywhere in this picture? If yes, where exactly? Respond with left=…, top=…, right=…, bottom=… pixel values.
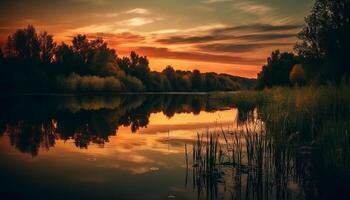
left=0, top=93, right=347, bottom=199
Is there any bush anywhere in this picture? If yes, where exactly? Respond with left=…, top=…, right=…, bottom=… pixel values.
left=55, top=73, right=124, bottom=92
left=120, top=75, right=144, bottom=92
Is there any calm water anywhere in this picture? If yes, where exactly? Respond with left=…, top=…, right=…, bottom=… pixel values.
left=0, top=94, right=346, bottom=199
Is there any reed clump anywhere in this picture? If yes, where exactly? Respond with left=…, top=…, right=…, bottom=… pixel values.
left=190, top=85, right=350, bottom=199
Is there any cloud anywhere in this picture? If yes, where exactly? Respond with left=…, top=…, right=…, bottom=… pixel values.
left=155, top=23, right=300, bottom=44
left=86, top=32, right=145, bottom=44
left=69, top=0, right=110, bottom=5
left=212, top=24, right=302, bottom=34
left=95, top=8, right=150, bottom=18
left=124, top=46, right=265, bottom=65
left=156, top=35, right=226, bottom=44
left=68, top=24, right=118, bottom=34
left=203, top=0, right=231, bottom=4
left=151, top=29, right=181, bottom=34
left=235, top=33, right=297, bottom=41
left=119, top=17, right=157, bottom=26
left=196, top=42, right=294, bottom=52
left=234, top=1, right=272, bottom=15
left=125, top=8, right=150, bottom=15
left=156, top=33, right=296, bottom=44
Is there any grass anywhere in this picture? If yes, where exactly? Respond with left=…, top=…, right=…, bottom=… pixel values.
left=189, top=85, right=350, bottom=199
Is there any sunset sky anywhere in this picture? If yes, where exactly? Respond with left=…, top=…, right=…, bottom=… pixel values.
left=0, top=0, right=314, bottom=78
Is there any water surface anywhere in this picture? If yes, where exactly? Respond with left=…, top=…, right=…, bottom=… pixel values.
left=0, top=94, right=346, bottom=199
left=0, top=94, right=246, bottom=199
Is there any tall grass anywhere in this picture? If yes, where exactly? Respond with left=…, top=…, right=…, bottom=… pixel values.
left=190, top=85, right=350, bottom=199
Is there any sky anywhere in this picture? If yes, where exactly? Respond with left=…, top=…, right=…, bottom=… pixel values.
left=0, top=0, right=314, bottom=78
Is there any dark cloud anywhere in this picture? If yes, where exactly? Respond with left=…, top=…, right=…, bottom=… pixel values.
left=155, top=23, right=300, bottom=44
left=212, top=24, right=303, bottom=34
left=156, top=35, right=235, bottom=44
left=235, top=33, right=297, bottom=41
left=123, top=46, right=265, bottom=65
left=156, top=35, right=227, bottom=44
left=86, top=32, right=145, bottom=43
left=156, top=33, right=296, bottom=44
left=197, top=42, right=294, bottom=52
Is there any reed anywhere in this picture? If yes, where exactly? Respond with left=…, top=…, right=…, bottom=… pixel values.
left=190, top=85, right=350, bottom=199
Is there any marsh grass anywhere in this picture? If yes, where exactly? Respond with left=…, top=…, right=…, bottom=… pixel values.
left=190, top=85, right=350, bottom=199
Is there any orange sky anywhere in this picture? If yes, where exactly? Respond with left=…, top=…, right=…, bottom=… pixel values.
left=0, top=0, right=315, bottom=78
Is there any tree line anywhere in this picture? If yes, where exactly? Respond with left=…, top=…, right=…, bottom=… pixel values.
left=257, top=0, right=350, bottom=88
left=0, top=26, right=255, bottom=93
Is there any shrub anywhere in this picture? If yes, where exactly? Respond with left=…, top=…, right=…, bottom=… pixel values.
left=55, top=73, right=124, bottom=92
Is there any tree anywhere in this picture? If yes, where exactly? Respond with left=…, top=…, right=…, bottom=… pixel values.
left=0, top=25, right=252, bottom=93
left=117, top=57, right=131, bottom=74
left=257, top=50, right=298, bottom=88
left=289, top=64, right=306, bottom=86
left=4, top=36, right=15, bottom=57
left=129, top=51, right=150, bottom=81
left=205, top=73, right=219, bottom=91
left=0, top=49, right=4, bottom=61
left=54, top=42, right=75, bottom=74
left=191, top=69, right=203, bottom=91
left=39, top=31, right=56, bottom=63
left=162, top=65, right=177, bottom=90
left=72, top=34, right=90, bottom=65
left=295, top=0, right=350, bottom=82
left=6, top=25, right=40, bottom=60
left=89, top=38, right=120, bottom=77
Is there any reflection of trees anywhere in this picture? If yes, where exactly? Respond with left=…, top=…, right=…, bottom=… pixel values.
left=0, top=94, right=243, bottom=156
left=6, top=120, right=57, bottom=156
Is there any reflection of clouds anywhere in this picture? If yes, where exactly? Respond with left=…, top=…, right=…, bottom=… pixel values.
left=115, top=154, right=154, bottom=164
left=52, top=108, right=242, bottom=172
left=129, top=167, right=150, bottom=175
left=137, top=120, right=234, bottom=134
left=157, top=138, right=194, bottom=148
left=1, top=106, right=244, bottom=177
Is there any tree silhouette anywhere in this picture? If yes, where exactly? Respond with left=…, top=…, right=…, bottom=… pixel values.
left=39, top=31, right=56, bottom=64
left=257, top=50, right=298, bottom=88
left=295, top=0, right=350, bottom=83
left=0, top=25, right=254, bottom=93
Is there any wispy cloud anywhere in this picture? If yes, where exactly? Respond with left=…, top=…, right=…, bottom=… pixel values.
left=156, top=33, right=296, bottom=44
left=196, top=42, right=294, bottom=52
left=125, top=46, right=265, bottom=65
left=212, top=24, right=302, bottom=34
left=95, top=8, right=150, bottom=18
left=118, top=17, right=157, bottom=27
left=69, top=0, right=110, bottom=5
left=203, top=0, right=231, bottom=4
left=155, top=24, right=300, bottom=44
left=86, top=32, right=145, bottom=44
left=235, top=33, right=297, bottom=41
left=234, top=1, right=272, bottom=15
left=151, top=29, right=181, bottom=34
left=125, top=8, right=150, bottom=15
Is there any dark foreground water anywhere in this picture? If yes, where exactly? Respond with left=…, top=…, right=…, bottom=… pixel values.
left=0, top=94, right=347, bottom=200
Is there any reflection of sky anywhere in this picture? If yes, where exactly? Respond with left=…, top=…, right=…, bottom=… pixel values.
left=0, top=108, right=239, bottom=199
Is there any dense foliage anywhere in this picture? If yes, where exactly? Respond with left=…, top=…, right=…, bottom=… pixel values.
left=257, top=0, right=350, bottom=88
left=0, top=25, right=254, bottom=93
